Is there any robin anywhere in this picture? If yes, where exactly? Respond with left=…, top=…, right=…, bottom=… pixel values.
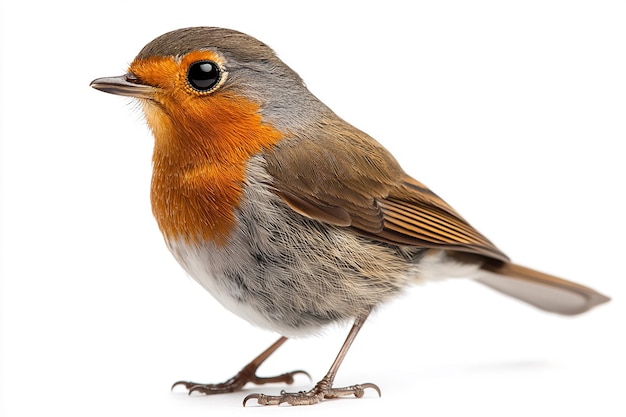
left=90, top=27, right=610, bottom=406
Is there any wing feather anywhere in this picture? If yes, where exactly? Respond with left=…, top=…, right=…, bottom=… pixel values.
left=264, top=120, right=508, bottom=262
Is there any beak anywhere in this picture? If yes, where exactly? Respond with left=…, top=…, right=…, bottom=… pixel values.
left=90, top=74, right=158, bottom=99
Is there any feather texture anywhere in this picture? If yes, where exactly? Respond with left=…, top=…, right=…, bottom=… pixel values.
left=264, top=116, right=608, bottom=315
left=265, top=119, right=508, bottom=262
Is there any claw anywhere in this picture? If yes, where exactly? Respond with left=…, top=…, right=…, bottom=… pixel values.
left=171, top=380, right=193, bottom=391
left=242, top=394, right=254, bottom=407
left=368, top=383, right=382, bottom=397
left=357, top=383, right=381, bottom=398
left=188, top=384, right=207, bottom=395
left=243, top=393, right=273, bottom=407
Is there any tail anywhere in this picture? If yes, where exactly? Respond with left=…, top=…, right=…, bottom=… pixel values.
left=475, top=262, right=610, bottom=315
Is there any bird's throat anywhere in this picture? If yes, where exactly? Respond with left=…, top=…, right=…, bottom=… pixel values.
left=145, top=93, right=283, bottom=246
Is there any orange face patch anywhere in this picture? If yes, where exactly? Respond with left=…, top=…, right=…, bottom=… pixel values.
left=129, top=52, right=283, bottom=245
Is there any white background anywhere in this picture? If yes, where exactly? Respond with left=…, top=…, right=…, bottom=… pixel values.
left=1, top=1, right=625, bottom=416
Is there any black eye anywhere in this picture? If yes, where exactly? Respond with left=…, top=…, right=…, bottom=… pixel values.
left=187, top=61, right=222, bottom=92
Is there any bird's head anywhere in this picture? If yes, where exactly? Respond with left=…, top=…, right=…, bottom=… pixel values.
left=90, top=27, right=319, bottom=160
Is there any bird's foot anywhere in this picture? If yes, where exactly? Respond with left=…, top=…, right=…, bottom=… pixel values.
left=243, top=377, right=381, bottom=406
left=172, top=363, right=309, bottom=395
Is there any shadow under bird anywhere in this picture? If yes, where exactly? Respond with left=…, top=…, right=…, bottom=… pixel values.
left=90, top=27, right=610, bottom=406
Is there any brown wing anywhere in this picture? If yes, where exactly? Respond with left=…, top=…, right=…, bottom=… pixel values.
left=264, top=119, right=509, bottom=262
left=375, top=177, right=508, bottom=261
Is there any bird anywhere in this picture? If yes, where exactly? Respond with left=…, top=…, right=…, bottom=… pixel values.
left=90, top=27, right=610, bottom=406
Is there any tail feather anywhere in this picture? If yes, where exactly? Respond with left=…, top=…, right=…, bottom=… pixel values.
left=475, top=262, right=610, bottom=315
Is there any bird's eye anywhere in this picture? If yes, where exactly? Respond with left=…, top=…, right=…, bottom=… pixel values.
left=187, top=61, right=222, bottom=92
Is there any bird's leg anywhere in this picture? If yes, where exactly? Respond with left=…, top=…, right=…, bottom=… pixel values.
left=243, top=313, right=380, bottom=406
left=172, top=336, right=309, bottom=395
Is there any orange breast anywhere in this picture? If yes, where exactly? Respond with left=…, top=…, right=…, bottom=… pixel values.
left=144, top=89, right=283, bottom=245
